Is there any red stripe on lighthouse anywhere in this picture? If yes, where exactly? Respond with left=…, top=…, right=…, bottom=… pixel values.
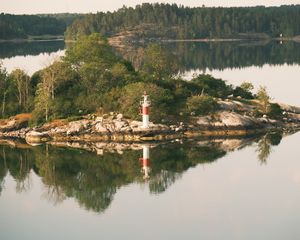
left=143, top=158, right=150, bottom=167
left=143, top=106, right=149, bottom=115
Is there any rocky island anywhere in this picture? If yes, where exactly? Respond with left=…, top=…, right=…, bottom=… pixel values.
left=1, top=34, right=300, bottom=145
left=1, top=99, right=299, bottom=145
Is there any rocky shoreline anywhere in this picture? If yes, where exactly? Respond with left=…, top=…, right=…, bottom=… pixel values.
left=1, top=100, right=300, bottom=144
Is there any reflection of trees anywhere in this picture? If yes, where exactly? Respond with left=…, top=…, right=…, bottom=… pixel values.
left=147, top=143, right=226, bottom=194
left=117, top=41, right=300, bottom=72
left=0, top=147, right=8, bottom=196
left=0, top=41, right=64, bottom=59
left=0, top=146, right=33, bottom=193
left=256, top=132, right=282, bottom=164
left=2, top=136, right=277, bottom=213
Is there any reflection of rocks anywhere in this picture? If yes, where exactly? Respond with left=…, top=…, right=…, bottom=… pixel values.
left=25, top=131, right=51, bottom=144
left=50, top=141, right=157, bottom=154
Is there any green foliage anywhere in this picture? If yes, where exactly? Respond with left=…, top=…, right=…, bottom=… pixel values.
left=64, top=33, right=136, bottom=95
left=0, top=62, right=9, bottom=117
left=0, top=13, right=66, bottom=40
left=186, top=95, right=219, bottom=116
left=142, top=43, right=178, bottom=79
left=267, top=103, right=283, bottom=119
left=191, top=74, right=233, bottom=98
left=9, top=69, right=31, bottom=110
left=65, top=4, right=300, bottom=41
left=233, top=82, right=254, bottom=99
left=118, top=82, right=174, bottom=122
left=256, top=86, right=271, bottom=114
left=240, top=82, right=254, bottom=92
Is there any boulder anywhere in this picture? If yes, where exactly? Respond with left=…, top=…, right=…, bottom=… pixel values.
left=217, top=111, right=259, bottom=127
left=113, top=119, right=128, bottom=131
left=196, top=116, right=212, bottom=127
left=94, top=122, right=110, bottom=133
left=67, top=120, right=91, bottom=135
left=116, top=113, right=123, bottom=120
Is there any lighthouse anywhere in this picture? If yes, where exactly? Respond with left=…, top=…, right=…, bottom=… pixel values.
left=140, top=91, right=151, bottom=128
left=139, top=145, right=151, bottom=180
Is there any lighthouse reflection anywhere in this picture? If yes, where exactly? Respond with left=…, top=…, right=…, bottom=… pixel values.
left=139, top=144, right=151, bottom=180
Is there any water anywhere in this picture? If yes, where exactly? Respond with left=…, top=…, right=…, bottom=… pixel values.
left=0, top=131, right=300, bottom=239
left=0, top=40, right=65, bottom=75
left=1, top=40, right=300, bottom=239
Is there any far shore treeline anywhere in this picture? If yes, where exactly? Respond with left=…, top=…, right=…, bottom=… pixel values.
left=1, top=4, right=300, bottom=40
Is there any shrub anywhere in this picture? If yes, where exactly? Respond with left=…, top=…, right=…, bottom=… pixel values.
left=267, top=103, right=283, bottom=119
left=186, top=95, right=219, bottom=116
left=191, top=74, right=233, bottom=98
left=233, top=86, right=254, bottom=99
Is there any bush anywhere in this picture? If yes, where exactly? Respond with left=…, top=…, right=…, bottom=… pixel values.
left=191, top=74, right=233, bottom=98
left=186, top=95, right=219, bottom=116
left=233, top=86, right=254, bottom=99
left=267, top=103, right=283, bottom=119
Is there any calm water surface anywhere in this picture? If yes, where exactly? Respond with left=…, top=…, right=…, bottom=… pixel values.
left=0, top=132, right=300, bottom=240
left=1, top=40, right=300, bottom=239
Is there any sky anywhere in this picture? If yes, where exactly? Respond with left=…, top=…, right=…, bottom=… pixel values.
left=1, top=0, right=300, bottom=14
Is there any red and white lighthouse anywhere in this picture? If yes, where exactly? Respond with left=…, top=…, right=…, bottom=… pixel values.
left=140, top=91, right=151, bottom=128
left=139, top=145, right=151, bottom=180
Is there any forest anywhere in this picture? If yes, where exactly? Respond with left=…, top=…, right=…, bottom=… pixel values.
left=2, top=4, right=300, bottom=40
left=65, top=3, right=300, bottom=40
left=0, top=13, right=67, bottom=39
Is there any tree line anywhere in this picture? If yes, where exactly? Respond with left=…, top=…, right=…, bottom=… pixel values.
left=0, top=13, right=66, bottom=39
left=65, top=3, right=300, bottom=40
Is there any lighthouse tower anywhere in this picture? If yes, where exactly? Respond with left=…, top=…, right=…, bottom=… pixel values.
left=139, top=145, right=151, bottom=180
left=140, top=91, right=151, bottom=128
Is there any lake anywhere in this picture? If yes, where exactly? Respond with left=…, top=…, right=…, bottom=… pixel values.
left=1, top=40, right=300, bottom=239
left=0, top=131, right=300, bottom=240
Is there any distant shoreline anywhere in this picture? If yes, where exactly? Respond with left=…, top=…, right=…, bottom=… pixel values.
left=2, top=36, right=299, bottom=44
left=0, top=35, right=64, bottom=43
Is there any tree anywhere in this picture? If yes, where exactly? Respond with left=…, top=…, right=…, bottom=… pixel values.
left=9, top=69, right=31, bottom=110
left=191, top=74, right=233, bottom=98
left=186, top=95, right=219, bottom=115
left=0, top=63, right=9, bottom=117
left=256, top=86, right=270, bottom=114
left=240, top=82, right=254, bottom=92
left=32, top=72, right=53, bottom=122
left=42, top=60, right=71, bottom=100
left=142, top=43, right=178, bottom=80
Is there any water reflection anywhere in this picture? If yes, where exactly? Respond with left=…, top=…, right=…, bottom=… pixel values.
left=118, top=41, right=300, bottom=71
left=256, top=131, right=283, bottom=165
left=0, top=133, right=289, bottom=213
left=139, top=145, right=151, bottom=180
left=0, top=40, right=64, bottom=59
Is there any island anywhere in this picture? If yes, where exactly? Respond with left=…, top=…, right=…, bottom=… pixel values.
left=0, top=34, right=300, bottom=144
